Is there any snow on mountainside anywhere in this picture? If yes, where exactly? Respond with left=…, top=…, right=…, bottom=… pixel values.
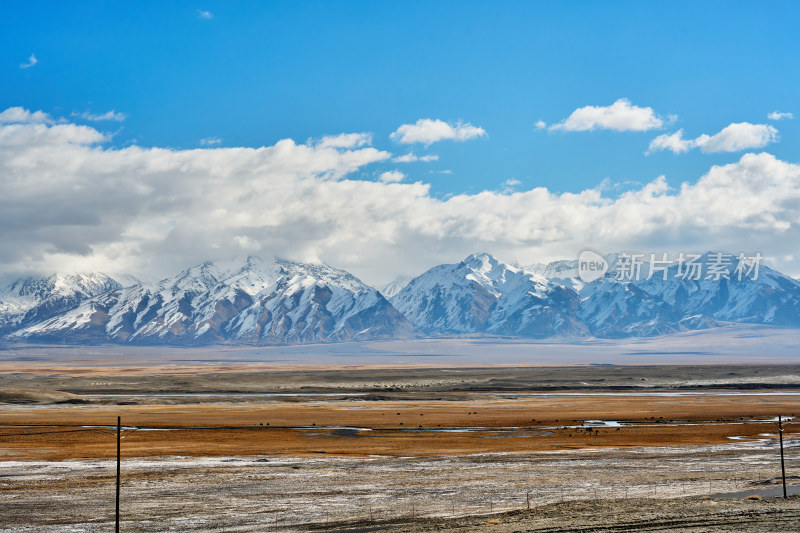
left=578, top=254, right=800, bottom=337
left=14, top=257, right=415, bottom=345
left=390, top=253, right=587, bottom=337
left=0, top=273, right=123, bottom=334
left=380, top=276, right=412, bottom=299
left=526, top=260, right=583, bottom=291
left=4, top=252, right=800, bottom=344
left=393, top=252, right=800, bottom=339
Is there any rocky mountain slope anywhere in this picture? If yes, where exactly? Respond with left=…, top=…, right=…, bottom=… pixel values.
left=390, top=253, right=587, bottom=337
left=393, top=252, right=800, bottom=338
left=10, top=257, right=415, bottom=345
left=0, top=273, right=125, bottom=335
left=3, top=252, right=800, bottom=344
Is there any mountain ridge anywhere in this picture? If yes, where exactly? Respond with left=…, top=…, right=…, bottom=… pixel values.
left=2, top=252, right=799, bottom=345
left=6, top=257, right=415, bottom=345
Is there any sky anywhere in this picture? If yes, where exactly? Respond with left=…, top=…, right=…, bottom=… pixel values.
left=1, top=1, right=799, bottom=286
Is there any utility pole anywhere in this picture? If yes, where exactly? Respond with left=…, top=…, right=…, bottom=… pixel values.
left=116, top=416, right=121, bottom=532
left=779, top=415, right=787, bottom=499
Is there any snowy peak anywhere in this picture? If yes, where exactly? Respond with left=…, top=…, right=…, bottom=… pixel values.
left=391, top=253, right=586, bottom=337
left=162, top=261, right=224, bottom=295
left=12, top=256, right=415, bottom=345
left=2, top=272, right=121, bottom=301
left=0, top=272, right=123, bottom=333
left=380, top=276, right=411, bottom=299
left=394, top=251, right=800, bottom=339
left=462, top=252, right=504, bottom=273
left=5, top=252, right=800, bottom=344
left=573, top=251, right=800, bottom=336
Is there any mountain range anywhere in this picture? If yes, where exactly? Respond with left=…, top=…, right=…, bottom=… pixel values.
left=2, top=252, right=799, bottom=345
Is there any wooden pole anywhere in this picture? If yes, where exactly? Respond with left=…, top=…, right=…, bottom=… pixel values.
left=779, top=415, right=787, bottom=499
left=116, top=416, right=121, bottom=533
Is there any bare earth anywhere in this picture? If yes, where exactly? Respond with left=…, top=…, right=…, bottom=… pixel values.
left=2, top=342, right=800, bottom=531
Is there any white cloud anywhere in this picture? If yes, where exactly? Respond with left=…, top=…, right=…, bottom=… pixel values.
left=501, top=178, right=521, bottom=192
left=648, top=122, right=779, bottom=154
left=0, top=107, right=51, bottom=124
left=392, top=152, right=439, bottom=163
left=200, top=137, right=222, bottom=146
left=233, top=235, right=262, bottom=251
left=647, top=129, right=692, bottom=154
left=534, top=120, right=547, bottom=130
left=379, top=170, right=406, bottom=183
left=0, top=122, right=108, bottom=146
left=699, top=123, right=779, bottom=153
left=3, top=108, right=800, bottom=285
left=768, top=111, right=793, bottom=121
left=390, top=119, right=486, bottom=146
left=20, top=54, right=38, bottom=69
left=198, top=10, right=213, bottom=19
left=316, top=132, right=372, bottom=149
left=73, top=110, right=127, bottom=122
left=549, top=98, right=665, bottom=132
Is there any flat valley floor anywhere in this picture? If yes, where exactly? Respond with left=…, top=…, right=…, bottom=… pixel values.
left=2, top=339, right=800, bottom=531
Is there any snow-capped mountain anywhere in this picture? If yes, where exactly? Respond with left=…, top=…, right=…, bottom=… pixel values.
left=526, top=259, right=583, bottom=291
left=0, top=273, right=125, bottom=334
left=576, top=254, right=800, bottom=337
left=390, top=253, right=587, bottom=337
left=12, top=257, right=415, bottom=345
left=521, top=252, right=800, bottom=337
left=4, top=252, right=800, bottom=344
left=380, top=276, right=412, bottom=299
left=392, top=252, right=800, bottom=339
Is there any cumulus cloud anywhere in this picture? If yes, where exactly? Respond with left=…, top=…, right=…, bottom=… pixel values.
left=200, top=137, right=222, bottom=146
left=534, top=120, right=547, bottom=130
left=768, top=111, right=793, bottom=121
left=648, top=122, right=779, bottom=154
left=73, top=110, right=127, bottom=122
left=390, top=119, right=486, bottom=145
left=0, top=107, right=51, bottom=124
left=316, top=132, right=372, bottom=149
left=392, top=152, right=439, bottom=163
left=20, top=54, right=38, bottom=69
left=0, top=122, right=108, bottom=146
left=3, top=107, right=800, bottom=285
left=198, top=10, right=213, bottom=19
left=549, top=98, right=665, bottom=132
left=378, top=170, right=406, bottom=183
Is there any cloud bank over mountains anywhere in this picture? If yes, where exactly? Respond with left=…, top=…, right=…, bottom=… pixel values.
left=2, top=106, right=800, bottom=285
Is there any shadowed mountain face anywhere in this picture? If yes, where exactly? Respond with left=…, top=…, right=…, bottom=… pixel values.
left=3, top=252, right=800, bottom=345
left=7, top=257, right=415, bottom=345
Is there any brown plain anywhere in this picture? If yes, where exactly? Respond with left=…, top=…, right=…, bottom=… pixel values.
left=1, top=392, right=797, bottom=460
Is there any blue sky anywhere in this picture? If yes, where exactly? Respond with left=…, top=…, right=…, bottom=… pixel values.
left=4, top=1, right=797, bottom=195
left=1, top=1, right=799, bottom=283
